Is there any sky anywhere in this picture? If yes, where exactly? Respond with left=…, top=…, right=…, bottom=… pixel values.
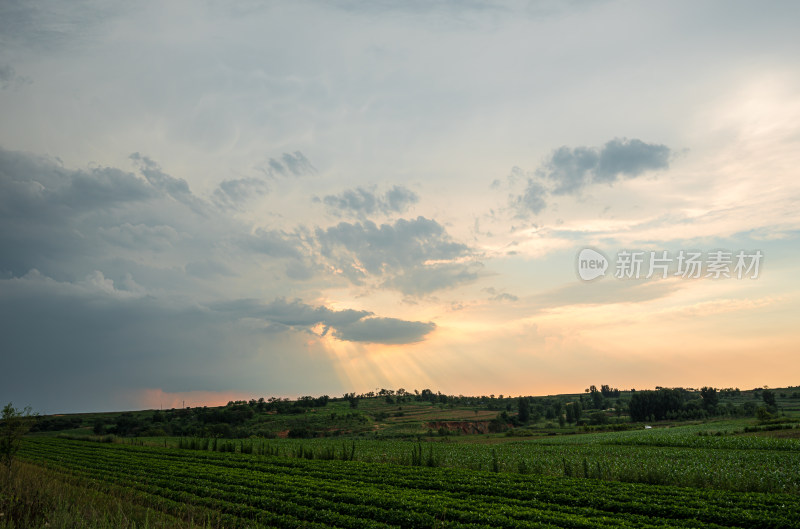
left=1, top=0, right=799, bottom=413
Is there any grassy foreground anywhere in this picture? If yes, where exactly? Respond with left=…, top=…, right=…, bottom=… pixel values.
left=0, top=459, right=211, bottom=528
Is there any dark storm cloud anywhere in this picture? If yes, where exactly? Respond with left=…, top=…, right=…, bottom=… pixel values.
left=0, top=273, right=347, bottom=413
left=539, top=138, right=670, bottom=195
left=319, top=185, right=419, bottom=217
left=332, top=317, right=436, bottom=344
left=211, top=298, right=370, bottom=329
left=314, top=216, right=479, bottom=294
left=62, top=167, right=155, bottom=208
left=97, top=223, right=180, bottom=252
left=0, top=146, right=441, bottom=413
left=129, top=153, right=209, bottom=214
left=0, top=147, right=156, bottom=278
left=208, top=298, right=436, bottom=344
left=0, top=147, right=153, bottom=212
left=0, top=146, right=312, bottom=294
left=0, top=271, right=437, bottom=411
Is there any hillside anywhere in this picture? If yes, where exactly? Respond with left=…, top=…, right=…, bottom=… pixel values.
left=29, top=385, right=800, bottom=440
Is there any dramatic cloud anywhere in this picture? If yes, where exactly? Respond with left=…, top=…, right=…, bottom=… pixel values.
left=315, top=216, right=479, bottom=295
left=210, top=298, right=370, bottom=331
left=319, top=185, right=419, bottom=218
left=2, top=1, right=799, bottom=411
left=540, top=138, right=670, bottom=195
left=0, top=272, right=346, bottom=412
left=0, top=148, right=153, bottom=279
left=332, top=317, right=436, bottom=345
left=0, top=147, right=308, bottom=291
left=0, top=146, right=442, bottom=410
left=211, top=298, right=435, bottom=344
left=129, top=153, right=209, bottom=214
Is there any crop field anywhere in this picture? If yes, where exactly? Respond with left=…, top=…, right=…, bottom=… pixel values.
left=16, top=436, right=800, bottom=528
left=121, top=421, right=800, bottom=494
left=10, top=391, right=800, bottom=527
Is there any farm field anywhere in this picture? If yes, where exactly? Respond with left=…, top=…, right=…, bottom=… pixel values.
left=7, top=388, right=800, bottom=526
left=15, top=436, right=800, bottom=529
left=162, top=435, right=800, bottom=494
left=107, top=419, right=799, bottom=494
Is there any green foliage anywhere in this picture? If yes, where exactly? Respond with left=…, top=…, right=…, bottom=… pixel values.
left=93, top=418, right=106, bottom=435
left=756, top=406, right=773, bottom=422
left=700, top=386, right=719, bottom=411
left=1, top=402, right=35, bottom=472
left=762, top=389, right=777, bottom=412
left=589, top=410, right=608, bottom=425
left=590, top=388, right=604, bottom=409
left=517, top=397, right=530, bottom=423
left=629, top=388, right=693, bottom=421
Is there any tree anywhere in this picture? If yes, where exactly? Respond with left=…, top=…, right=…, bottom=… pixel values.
left=565, top=403, right=575, bottom=423
left=1, top=403, right=35, bottom=473
left=762, top=390, right=777, bottom=412
left=517, top=397, right=530, bottom=423
left=700, top=386, right=719, bottom=412
left=93, top=418, right=106, bottom=435
left=590, top=389, right=604, bottom=409
left=629, top=388, right=686, bottom=422
left=589, top=410, right=608, bottom=425
left=600, top=385, right=620, bottom=398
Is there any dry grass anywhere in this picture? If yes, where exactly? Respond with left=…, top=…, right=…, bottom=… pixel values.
left=0, top=461, right=215, bottom=529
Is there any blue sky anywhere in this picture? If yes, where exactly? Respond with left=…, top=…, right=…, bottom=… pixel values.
left=1, top=0, right=799, bottom=412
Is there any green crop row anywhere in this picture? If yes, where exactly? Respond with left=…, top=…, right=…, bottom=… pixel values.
left=18, top=437, right=800, bottom=528
left=135, top=430, right=800, bottom=493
